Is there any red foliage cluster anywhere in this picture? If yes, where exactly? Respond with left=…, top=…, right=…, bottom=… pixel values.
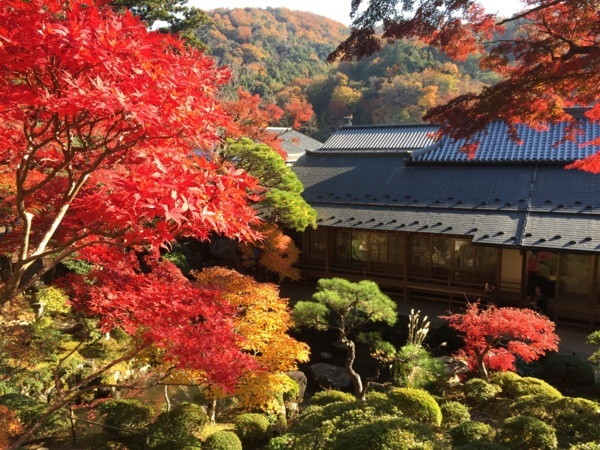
left=441, top=303, right=559, bottom=378
left=63, top=248, right=258, bottom=390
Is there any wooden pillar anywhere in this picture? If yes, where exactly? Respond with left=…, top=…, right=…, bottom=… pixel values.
left=520, top=250, right=528, bottom=308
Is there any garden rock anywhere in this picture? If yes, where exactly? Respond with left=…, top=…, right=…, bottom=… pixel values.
left=285, top=370, right=307, bottom=401
left=310, top=363, right=352, bottom=390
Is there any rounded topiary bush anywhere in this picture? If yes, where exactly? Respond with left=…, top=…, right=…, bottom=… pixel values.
left=449, top=421, right=495, bottom=447
left=550, top=397, right=599, bottom=416
left=506, top=394, right=554, bottom=421
left=310, top=390, right=355, bottom=406
left=456, top=444, right=508, bottom=450
left=365, top=391, right=399, bottom=416
left=148, top=402, right=208, bottom=450
left=266, top=434, right=295, bottom=450
left=554, top=412, right=600, bottom=443
left=497, top=415, right=558, bottom=450
left=204, top=430, right=243, bottom=450
left=569, top=443, right=600, bottom=450
left=99, top=398, right=153, bottom=441
left=0, top=393, right=69, bottom=439
left=330, top=417, right=442, bottom=450
left=463, top=378, right=500, bottom=404
left=503, top=377, right=562, bottom=399
left=440, top=400, right=471, bottom=428
left=234, top=413, right=271, bottom=448
left=387, top=388, right=442, bottom=426
left=489, top=372, right=522, bottom=392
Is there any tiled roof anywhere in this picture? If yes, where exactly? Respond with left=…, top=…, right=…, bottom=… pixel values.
left=319, top=124, right=438, bottom=152
left=266, top=127, right=323, bottom=162
left=413, top=119, right=600, bottom=164
left=293, top=152, right=600, bottom=252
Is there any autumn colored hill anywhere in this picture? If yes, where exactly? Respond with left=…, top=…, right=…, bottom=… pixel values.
left=201, top=8, right=349, bottom=98
left=201, top=7, right=504, bottom=140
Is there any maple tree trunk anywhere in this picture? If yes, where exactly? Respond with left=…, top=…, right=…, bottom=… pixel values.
left=208, top=399, right=217, bottom=426
left=476, top=355, right=489, bottom=381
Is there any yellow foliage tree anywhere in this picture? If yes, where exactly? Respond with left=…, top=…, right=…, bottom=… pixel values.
left=193, top=267, right=310, bottom=412
left=239, top=223, right=302, bottom=281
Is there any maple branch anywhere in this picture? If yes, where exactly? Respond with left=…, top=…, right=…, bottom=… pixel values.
left=8, top=339, right=152, bottom=450
left=496, top=0, right=566, bottom=25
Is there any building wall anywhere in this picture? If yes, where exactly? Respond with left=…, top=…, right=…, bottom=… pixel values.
left=299, top=226, right=600, bottom=328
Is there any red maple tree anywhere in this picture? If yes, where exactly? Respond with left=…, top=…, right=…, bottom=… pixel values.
left=441, top=303, right=559, bottom=380
left=0, top=1, right=269, bottom=446
left=331, top=0, right=600, bottom=168
left=0, top=0, right=262, bottom=305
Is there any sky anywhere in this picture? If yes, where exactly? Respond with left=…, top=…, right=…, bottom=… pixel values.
left=188, top=0, right=524, bottom=25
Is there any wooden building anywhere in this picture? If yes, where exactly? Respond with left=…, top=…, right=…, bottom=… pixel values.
left=292, top=113, right=600, bottom=328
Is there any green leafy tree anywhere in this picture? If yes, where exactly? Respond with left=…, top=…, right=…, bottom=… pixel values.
left=221, top=138, right=316, bottom=232
left=293, top=278, right=397, bottom=400
left=587, top=330, right=600, bottom=365
left=111, top=0, right=211, bottom=49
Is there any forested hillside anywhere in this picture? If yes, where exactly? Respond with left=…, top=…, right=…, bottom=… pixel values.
left=201, top=7, right=504, bottom=140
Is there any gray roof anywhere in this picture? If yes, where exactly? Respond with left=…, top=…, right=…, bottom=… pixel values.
left=293, top=152, right=600, bottom=252
left=414, top=119, right=600, bottom=164
left=319, top=124, right=438, bottom=152
left=266, top=127, right=322, bottom=162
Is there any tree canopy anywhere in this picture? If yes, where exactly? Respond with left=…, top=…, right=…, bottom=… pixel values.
left=441, top=303, right=559, bottom=380
left=0, top=1, right=267, bottom=443
left=331, top=0, right=600, bottom=168
left=294, top=278, right=397, bottom=400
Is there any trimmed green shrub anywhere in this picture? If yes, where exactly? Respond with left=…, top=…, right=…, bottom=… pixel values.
left=286, top=401, right=395, bottom=450
left=310, top=390, right=355, bottom=406
left=506, top=394, right=554, bottom=421
left=204, top=430, right=243, bottom=450
left=456, top=444, right=508, bottom=450
left=503, top=377, right=562, bottom=399
left=463, top=378, right=500, bottom=404
left=569, top=444, right=600, bottom=450
left=489, top=372, right=522, bottom=392
left=364, top=391, right=399, bottom=416
left=148, top=402, right=208, bottom=450
left=0, top=393, right=69, bottom=439
left=449, top=421, right=495, bottom=447
left=330, top=417, right=443, bottom=450
left=266, top=434, right=296, bottom=450
left=554, top=412, right=600, bottom=443
left=387, top=387, right=442, bottom=426
left=234, top=413, right=271, bottom=448
left=440, top=400, right=471, bottom=428
left=550, top=397, right=599, bottom=416
left=497, top=415, right=558, bottom=450
left=99, top=399, right=153, bottom=441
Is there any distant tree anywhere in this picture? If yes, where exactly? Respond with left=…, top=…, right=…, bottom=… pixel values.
left=220, top=137, right=316, bottom=281
left=111, top=0, right=211, bottom=49
left=293, top=278, right=397, bottom=400
left=441, top=303, right=559, bottom=380
left=331, top=0, right=600, bottom=166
